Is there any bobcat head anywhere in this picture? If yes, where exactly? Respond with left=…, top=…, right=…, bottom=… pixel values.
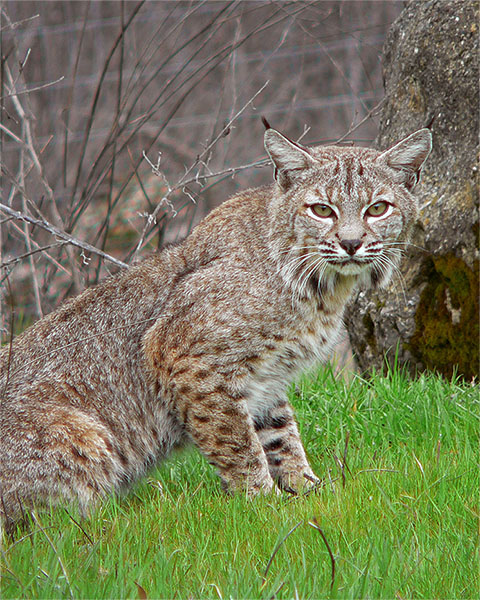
left=264, top=124, right=432, bottom=296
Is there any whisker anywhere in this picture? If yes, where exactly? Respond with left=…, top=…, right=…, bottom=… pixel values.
left=299, top=256, right=329, bottom=298
left=280, top=239, right=413, bottom=306
left=282, top=252, right=320, bottom=283
left=374, top=252, right=408, bottom=305
left=293, top=255, right=320, bottom=299
left=382, top=240, right=427, bottom=252
left=294, top=260, right=314, bottom=298
left=282, top=247, right=338, bottom=287
left=278, top=245, right=321, bottom=256
left=316, top=262, right=330, bottom=302
left=298, top=261, right=319, bottom=297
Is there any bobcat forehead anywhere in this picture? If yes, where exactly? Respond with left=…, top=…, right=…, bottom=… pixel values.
left=0, top=124, right=431, bottom=534
left=308, top=155, right=391, bottom=202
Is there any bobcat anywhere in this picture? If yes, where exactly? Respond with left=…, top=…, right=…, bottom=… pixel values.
left=0, top=123, right=431, bottom=534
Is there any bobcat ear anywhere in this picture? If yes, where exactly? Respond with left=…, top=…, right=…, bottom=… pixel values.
left=379, top=128, right=432, bottom=191
left=264, top=128, right=313, bottom=188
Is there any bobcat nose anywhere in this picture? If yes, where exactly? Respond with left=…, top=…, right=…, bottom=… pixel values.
left=339, top=239, right=362, bottom=256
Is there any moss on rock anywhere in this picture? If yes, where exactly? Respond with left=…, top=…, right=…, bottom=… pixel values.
left=410, top=254, right=479, bottom=379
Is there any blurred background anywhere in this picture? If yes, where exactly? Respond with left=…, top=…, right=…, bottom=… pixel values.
left=1, top=0, right=403, bottom=332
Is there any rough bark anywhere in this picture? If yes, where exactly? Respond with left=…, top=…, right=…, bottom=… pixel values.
left=345, top=0, right=479, bottom=379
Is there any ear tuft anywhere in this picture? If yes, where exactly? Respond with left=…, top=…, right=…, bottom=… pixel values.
left=264, top=129, right=313, bottom=188
left=261, top=116, right=272, bottom=131
left=379, top=128, right=432, bottom=190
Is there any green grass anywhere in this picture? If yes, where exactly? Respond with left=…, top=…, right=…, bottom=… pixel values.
left=1, top=368, right=479, bottom=599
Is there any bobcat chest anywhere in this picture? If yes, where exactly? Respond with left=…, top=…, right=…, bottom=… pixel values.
left=246, top=313, right=341, bottom=418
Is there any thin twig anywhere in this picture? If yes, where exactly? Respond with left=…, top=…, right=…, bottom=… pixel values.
left=0, top=76, right=65, bottom=101
left=0, top=121, right=23, bottom=144
left=70, top=0, right=146, bottom=204
left=2, top=275, right=15, bottom=397
left=3, top=58, right=82, bottom=291
left=135, top=155, right=270, bottom=256
left=17, top=121, right=43, bottom=318
left=0, top=203, right=128, bottom=269
left=63, top=509, right=94, bottom=545
left=91, top=0, right=127, bottom=285
left=133, top=82, right=269, bottom=259
left=334, top=96, right=386, bottom=144
left=308, top=518, right=336, bottom=591
left=0, top=242, right=65, bottom=269
left=62, top=0, right=91, bottom=189
left=105, top=2, right=300, bottom=249
left=1, top=216, right=71, bottom=276
left=0, top=12, right=39, bottom=32
left=354, top=469, right=399, bottom=475
left=262, top=521, right=302, bottom=584
left=66, top=1, right=232, bottom=230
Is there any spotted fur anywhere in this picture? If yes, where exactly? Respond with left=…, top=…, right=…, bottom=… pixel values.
left=0, top=126, right=431, bottom=534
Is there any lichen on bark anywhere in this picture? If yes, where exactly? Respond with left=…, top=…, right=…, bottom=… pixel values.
left=410, top=254, right=479, bottom=379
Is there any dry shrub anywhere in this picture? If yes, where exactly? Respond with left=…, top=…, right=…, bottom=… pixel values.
left=0, top=0, right=402, bottom=337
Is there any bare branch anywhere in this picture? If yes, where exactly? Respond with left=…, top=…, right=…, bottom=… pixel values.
left=0, top=242, right=65, bottom=270
left=132, top=81, right=269, bottom=259
left=3, top=215, right=72, bottom=276
left=3, top=57, right=83, bottom=292
left=0, top=12, right=39, bottom=32
left=0, top=204, right=128, bottom=269
left=0, top=76, right=65, bottom=101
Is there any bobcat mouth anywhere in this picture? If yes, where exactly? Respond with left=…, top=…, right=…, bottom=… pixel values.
left=327, top=257, right=373, bottom=274
left=331, top=257, right=364, bottom=264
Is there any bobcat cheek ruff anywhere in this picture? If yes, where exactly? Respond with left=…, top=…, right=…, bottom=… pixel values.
left=0, top=125, right=431, bottom=534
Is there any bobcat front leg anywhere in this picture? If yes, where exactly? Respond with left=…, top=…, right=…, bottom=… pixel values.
left=254, top=400, right=320, bottom=493
left=172, top=370, right=275, bottom=495
left=144, top=321, right=276, bottom=496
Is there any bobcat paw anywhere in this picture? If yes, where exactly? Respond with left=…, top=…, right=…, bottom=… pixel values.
left=246, top=475, right=279, bottom=497
left=278, top=471, right=322, bottom=495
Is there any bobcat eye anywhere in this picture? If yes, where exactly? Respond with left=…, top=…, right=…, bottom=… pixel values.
left=366, top=201, right=389, bottom=217
left=310, top=204, right=334, bottom=218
